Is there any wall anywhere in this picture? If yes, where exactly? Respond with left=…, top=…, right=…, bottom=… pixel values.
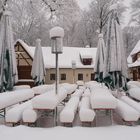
left=45, top=68, right=94, bottom=84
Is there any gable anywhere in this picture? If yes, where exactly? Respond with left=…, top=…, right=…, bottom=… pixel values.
left=15, top=42, right=33, bottom=66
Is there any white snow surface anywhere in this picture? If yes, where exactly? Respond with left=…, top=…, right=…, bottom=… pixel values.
left=0, top=89, right=34, bottom=110
left=32, top=87, right=67, bottom=110
left=13, top=85, right=30, bottom=90
left=129, top=40, right=140, bottom=58
left=60, top=83, right=77, bottom=95
left=32, top=84, right=54, bottom=95
left=79, top=97, right=95, bottom=122
left=1, top=125, right=140, bottom=140
left=71, top=89, right=84, bottom=97
left=127, top=81, right=140, bottom=88
left=5, top=101, right=32, bottom=123
left=22, top=108, right=40, bottom=123
left=80, top=50, right=93, bottom=59
left=82, top=88, right=91, bottom=97
left=60, top=97, right=79, bottom=123
left=90, top=88, right=117, bottom=109
left=115, top=99, right=139, bottom=121
left=120, top=96, right=140, bottom=114
left=49, top=26, right=64, bottom=38
left=16, top=39, right=97, bottom=68
left=76, top=81, right=85, bottom=86
left=128, top=88, right=140, bottom=101
left=128, top=59, right=140, bottom=67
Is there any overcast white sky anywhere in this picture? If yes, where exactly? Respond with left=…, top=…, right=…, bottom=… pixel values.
left=77, top=0, right=92, bottom=9
left=77, top=0, right=132, bottom=27
left=77, top=0, right=131, bottom=9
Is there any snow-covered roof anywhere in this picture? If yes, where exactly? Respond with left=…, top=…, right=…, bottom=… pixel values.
left=127, top=40, right=140, bottom=64
left=80, top=50, right=93, bottom=59
left=128, top=59, right=140, bottom=68
left=130, top=40, right=140, bottom=56
left=16, top=39, right=97, bottom=69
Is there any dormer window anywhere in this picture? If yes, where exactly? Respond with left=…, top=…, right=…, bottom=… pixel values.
left=82, top=58, right=92, bottom=65
left=80, top=51, right=93, bottom=65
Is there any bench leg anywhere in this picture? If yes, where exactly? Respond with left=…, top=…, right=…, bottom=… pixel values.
left=12, top=122, right=20, bottom=127
left=95, top=110, right=98, bottom=126
left=54, top=107, right=57, bottom=126
left=27, top=122, right=37, bottom=127
left=0, top=108, right=6, bottom=118
left=110, top=110, right=113, bottom=125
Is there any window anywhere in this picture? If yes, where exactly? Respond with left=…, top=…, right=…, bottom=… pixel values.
left=61, top=74, right=66, bottom=80
left=91, top=73, right=95, bottom=81
left=78, top=73, right=83, bottom=80
left=82, top=58, right=92, bottom=65
left=50, top=74, right=55, bottom=80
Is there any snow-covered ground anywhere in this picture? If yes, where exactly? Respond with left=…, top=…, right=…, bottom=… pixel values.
left=0, top=125, right=140, bottom=140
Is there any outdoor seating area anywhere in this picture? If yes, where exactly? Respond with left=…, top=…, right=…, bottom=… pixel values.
left=1, top=0, right=140, bottom=139
left=1, top=81, right=140, bottom=128
left=5, top=100, right=32, bottom=125
left=0, top=89, right=34, bottom=117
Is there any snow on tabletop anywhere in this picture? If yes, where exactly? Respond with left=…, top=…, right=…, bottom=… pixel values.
left=1, top=125, right=140, bottom=140
left=127, top=84, right=138, bottom=90
left=32, top=84, right=54, bottom=95
left=115, top=99, right=139, bottom=121
left=5, top=101, right=32, bottom=123
left=120, top=96, right=140, bottom=114
left=90, top=88, right=117, bottom=109
left=128, top=88, right=140, bottom=100
left=0, top=89, right=34, bottom=110
left=13, top=85, right=30, bottom=90
left=60, top=83, right=77, bottom=95
left=85, top=81, right=98, bottom=87
left=32, top=90, right=57, bottom=110
left=127, top=81, right=140, bottom=88
left=32, top=87, right=67, bottom=110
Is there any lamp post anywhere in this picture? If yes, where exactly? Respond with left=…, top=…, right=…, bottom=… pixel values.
left=71, top=60, right=76, bottom=84
left=50, top=26, right=64, bottom=94
left=50, top=26, right=64, bottom=126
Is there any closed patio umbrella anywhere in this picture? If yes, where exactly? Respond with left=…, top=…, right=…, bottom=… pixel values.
left=0, top=11, right=18, bottom=92
left=31, top=39, right=46, bottom=86
left=94, top=33, right=106, bottom=83
left=103, top=5, right=128, bottom=90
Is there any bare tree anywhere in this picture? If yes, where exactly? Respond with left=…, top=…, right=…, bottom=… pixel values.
left=123, top=26, right=140, bottom=56
left=74, top=0, right=126, bottom=48
left=130, top=0, right=140, bottom=26
left=2, top=0, right=81, bottom=46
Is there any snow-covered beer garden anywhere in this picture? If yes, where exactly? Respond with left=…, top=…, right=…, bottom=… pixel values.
left=1, top=0, right=140, bottom=140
